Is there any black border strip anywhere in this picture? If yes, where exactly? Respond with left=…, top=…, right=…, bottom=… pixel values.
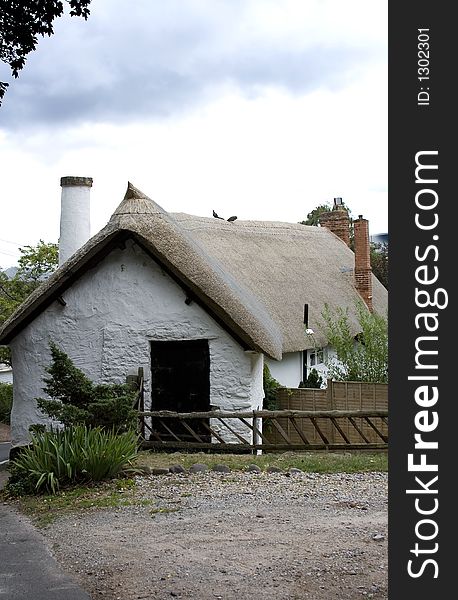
left=389, top=2, right=454, bottom=597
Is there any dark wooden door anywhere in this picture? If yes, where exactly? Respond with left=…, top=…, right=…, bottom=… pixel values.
left=150, top=340, right=210, bottom=443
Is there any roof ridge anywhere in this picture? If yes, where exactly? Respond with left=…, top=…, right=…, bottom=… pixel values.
left=110, top=182, right=165, bottom=218
left=124, top=181, right=149, bottom=200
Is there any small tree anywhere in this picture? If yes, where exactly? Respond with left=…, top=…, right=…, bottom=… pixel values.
left=300, top=204, right=332, bottom=226
left=300, top=201, right=352, bottom=227
left=16, top=240, right=58, bottom=284
left=263, top=364, right=282, bottom=410
left=299, top=368, right=323, bottom=389
left=370, top=242, right=388, bottom=289
left=322, top=302, right=388, bottom=383
left=36, top=342, right=137, bottom=431
left=1, top=240, right=58, bottom=366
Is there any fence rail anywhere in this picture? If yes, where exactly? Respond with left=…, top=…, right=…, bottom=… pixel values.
left=138, top=409, right=388, bottom=452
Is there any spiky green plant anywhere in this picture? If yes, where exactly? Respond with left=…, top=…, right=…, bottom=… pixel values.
left=8, top=425, right=138, bottom=495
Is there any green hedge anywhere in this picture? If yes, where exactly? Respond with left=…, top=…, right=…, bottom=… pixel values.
left=0, top=382, right=13, bottom=424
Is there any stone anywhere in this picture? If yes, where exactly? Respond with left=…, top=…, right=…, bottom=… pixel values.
left=136, top=465, right=153, bottom=475
left=151, top=467, right=170, bottom=476
left=189, top=463, right=209, bottom=473
left=288, top=467, right=303, bottom=475
left=212, top=464, right=231, bottom=473
left=169, top=464, right=186, bottom=474
left=372, top=533, right=385, bottom=541
left=266, top=466, right=283, bottom=473
left=246, top=464, right=262, bottom=473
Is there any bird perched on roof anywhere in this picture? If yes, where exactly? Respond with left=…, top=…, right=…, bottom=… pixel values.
left=227, top=216, right=237, bottom=222
left=212, top=210, right=224, bottom=219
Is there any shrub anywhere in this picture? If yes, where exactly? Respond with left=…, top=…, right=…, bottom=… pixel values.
left=299, top=368, right=323, bottom=389
left=7, top=425, right=138, bottom=495
left=263, top=364, right=282, bottom=410
left=36, top=342, right=137, bottom=431
left=0, top=382, right=13, bottom=424
left=321, top=301, right=388, bottom=383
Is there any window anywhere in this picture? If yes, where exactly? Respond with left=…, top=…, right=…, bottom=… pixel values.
left=308, top=348, right=324, bottom=366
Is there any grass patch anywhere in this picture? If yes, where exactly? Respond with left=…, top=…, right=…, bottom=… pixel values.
left=134, top=450, right=387, bottom=474
left=4, top=478, right=153, bottom=528
left=2, top=452, right=387, bottom=527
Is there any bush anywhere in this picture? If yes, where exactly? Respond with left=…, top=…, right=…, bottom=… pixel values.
left=36, top=342, right=137, bottom=431
left=0, top=382, right=13, bottom=424
left=7, top=425, right=138, bottom=495
left=321, top=302, right=388, bottom=383
left=263, top=364, right=282, bottom=410
left=299, top=368, right=323, bottom=389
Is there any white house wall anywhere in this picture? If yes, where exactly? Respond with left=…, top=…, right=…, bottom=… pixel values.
left=9, top=240, right=261, bottom=447
left=209, top=352, right=265, bottom=445
left=265, top=352, right=303, bottom=388
left=266, top=347, right=338, bottom=388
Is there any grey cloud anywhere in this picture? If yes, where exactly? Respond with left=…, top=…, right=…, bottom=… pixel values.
left=0, top=0, right=384, bottom=130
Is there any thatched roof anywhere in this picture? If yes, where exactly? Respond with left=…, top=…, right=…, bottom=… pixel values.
left=0, top=184, right=387, bottom=359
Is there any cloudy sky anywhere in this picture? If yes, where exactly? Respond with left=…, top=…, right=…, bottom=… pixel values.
left=0, top=0, right=387, bottom=268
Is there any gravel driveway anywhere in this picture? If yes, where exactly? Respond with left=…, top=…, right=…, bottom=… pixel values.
left=39, top=470, right=387, bottom=599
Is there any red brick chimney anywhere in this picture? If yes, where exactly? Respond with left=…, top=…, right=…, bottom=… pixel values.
left=319, top=198, right=351, bottom=246
left=354, top=215, right=373, bottom=312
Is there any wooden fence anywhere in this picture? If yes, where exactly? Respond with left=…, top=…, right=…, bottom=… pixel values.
left=268, top=380, right=388, bottom=445
left=137, top=408, right=388, bottom=452
left=132, top=373, right=388, bottom=451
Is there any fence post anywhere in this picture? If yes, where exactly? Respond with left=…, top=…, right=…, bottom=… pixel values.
left=252, top=411, right=259, bottom=454
left=138, top=367, right=145, bottom=438
left=326, top=379, right=335, bottom=442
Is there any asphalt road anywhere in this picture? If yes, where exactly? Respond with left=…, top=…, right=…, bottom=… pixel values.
left=0, top=442, right=11, bottom=463
left=0, top=504, right=92, bottom=600
left=0, top=441, right=91, bottom=600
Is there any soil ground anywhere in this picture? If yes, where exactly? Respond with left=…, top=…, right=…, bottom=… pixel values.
left=39, top=470, right=387, bottom=600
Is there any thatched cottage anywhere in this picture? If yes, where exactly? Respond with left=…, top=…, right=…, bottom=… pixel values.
left=0, top=178, right=387, bottom=448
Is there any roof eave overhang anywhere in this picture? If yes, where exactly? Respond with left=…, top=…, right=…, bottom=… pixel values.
left=0, top=229, right=281, bottom=359
left=0, top=230, right=123, bottom=345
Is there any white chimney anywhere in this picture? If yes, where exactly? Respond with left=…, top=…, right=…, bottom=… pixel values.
left=59, top=176, right=93, bottom=266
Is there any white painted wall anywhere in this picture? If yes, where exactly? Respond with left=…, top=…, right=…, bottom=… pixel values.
left=265, top=352, right=303, bottom=388
left=9, top=240, right=261, bottom=447
left=210, top=352, right=264, bottom=444
left=266, top=347, right=338, bottom=389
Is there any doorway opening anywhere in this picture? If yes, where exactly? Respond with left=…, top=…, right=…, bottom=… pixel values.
left=150, top=340, right=211, bottom=443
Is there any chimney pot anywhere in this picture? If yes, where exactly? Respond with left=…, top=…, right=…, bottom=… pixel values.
left=60, top=176, right=93, bottom=188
